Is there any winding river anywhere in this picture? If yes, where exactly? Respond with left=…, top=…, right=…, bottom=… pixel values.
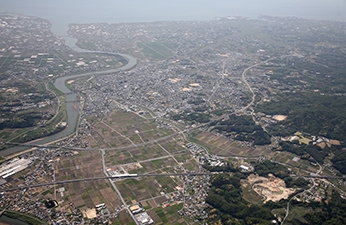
left=0, top=36, right=137, bottom=157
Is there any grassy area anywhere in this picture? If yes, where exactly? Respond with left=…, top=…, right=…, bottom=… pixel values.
left=285, top=206, right=312, bottom=224
left=137, top=41, right=174, bottom=60
left=242, top=186, right=264, bottom=205
left=299, top=137, right=312, bottom=145
left=42, top=187, right=54, bottom=196
left=48, top=82, right=64, bottom=96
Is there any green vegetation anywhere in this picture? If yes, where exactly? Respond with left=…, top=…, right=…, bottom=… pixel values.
left=4, top=211, right=45, bottom=225
left=254, top=160, right=289, bottom=179
left=42, top=187, right=54, bottom=196
left=283, top=177, right=310, bottom=189
left=203, top=163, right=239, bottom=173
left=211, top=115, right=271, bottom=145
left=137, top=41, right=174, bottom=60
left=187, top=97, right=205, bottom=105
left=257, top=94, right=346, bottom=144
left=44, top=199, right=56, bottom=209
left=278, top=141, right=329, bottom=164
left=286, top=190, right=346, bottom=224
left=172, top=110, right=211, bottom=123
left=331, top=151, right=346, bottom=174
left=206, top=173, right=276, bottom=224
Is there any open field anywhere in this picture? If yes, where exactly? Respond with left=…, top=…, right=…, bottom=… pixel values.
left=242, top=185, right=265, bottom=205
left=272, top=150, right=319, bottom=173
left=84, top=109, right=174, bottom=149
left=145, top=203, right=186, bottom=224
left=137, top=41, right=175, bottom=60
left=116, top=176, right=180, bottom=205
left=285, top=206, right=312, bottom=225
left=193, top=131, right=276, bottom=157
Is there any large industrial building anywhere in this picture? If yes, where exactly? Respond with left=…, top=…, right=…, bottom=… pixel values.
left=0, top=158, right=32, bottom=179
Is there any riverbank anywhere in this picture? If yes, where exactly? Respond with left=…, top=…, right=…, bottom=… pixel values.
left=0, top=34, right=137, bottom=158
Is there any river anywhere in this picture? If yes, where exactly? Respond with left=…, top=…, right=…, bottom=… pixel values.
left=0, top=32, right=136, bottom=225
left=0, top=215, right=30, bottom=225
left=0, top=32, right=137, bottom=157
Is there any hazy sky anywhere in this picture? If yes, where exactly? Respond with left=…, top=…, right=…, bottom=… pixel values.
left=1, top=0, right=345, bottom=35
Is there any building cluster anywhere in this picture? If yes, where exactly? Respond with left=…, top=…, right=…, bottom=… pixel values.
left=0, top=158, right=32, bottom=179
left=130, top=203, right=154, bottom=225
left=0, top=14, right=64, bottom=51
left=175, top=174, right=210, bottom=221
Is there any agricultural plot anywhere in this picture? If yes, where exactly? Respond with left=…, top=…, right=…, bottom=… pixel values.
left=145, top=204, right=185, bottom=224
left=88, top=109, right=174, bottom=149
left=194, top=132, right=276, bottom=158
left=104, top=142, right=171, bottom=167
left=271, top=150, right=320, bottom=173
left=0, top=49, right=54, bottom=73
left=112, top=210, right=135, bottom=225
left=159, top=137, right=186, bottom=154
left=53, top=151, right=104, bottom=180
left=116, top=175, right=180, bottom=205
left=51, top=152, right=122, bottom=213
left=106, top=148, right=186, bottom=174
left=137, top=41, right=175, bottom=60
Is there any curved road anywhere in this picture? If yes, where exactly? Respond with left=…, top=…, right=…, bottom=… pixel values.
left=241, top=57, right=275, bottom=111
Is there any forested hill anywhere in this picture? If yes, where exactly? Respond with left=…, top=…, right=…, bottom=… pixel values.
left=256, top=93, right=346, bottom=143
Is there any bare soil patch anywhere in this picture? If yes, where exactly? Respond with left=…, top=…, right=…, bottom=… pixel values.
left=242, top=174, right=295, bottom=203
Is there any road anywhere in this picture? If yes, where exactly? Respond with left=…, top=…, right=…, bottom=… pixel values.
left=240, top=56, right=293, bottom=112
left=1, top=108, right=228, bottom=153
left=291, top=175, right=345, bottom=180
left=280, top=183, right=313, bottom=225
left=114, top=155, right=172, bottom=168
left=99, top=149, right=139, bottom=225
left=0, top=173, right=210, bottom=192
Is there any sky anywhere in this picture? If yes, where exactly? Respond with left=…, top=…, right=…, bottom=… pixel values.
left=0, top=0, right=345, bottom=35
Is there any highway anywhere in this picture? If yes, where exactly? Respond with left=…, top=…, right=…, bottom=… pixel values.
left=0, top=173, right=210, bottom=192
left=1, top=132, right=181, bottom=152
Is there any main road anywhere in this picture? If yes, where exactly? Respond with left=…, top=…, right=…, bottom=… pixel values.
left=0, top=173, right=210, bottom=192
left=241, top=57, right=276, bottom=111
left=1, top=116, right=223, bottom=152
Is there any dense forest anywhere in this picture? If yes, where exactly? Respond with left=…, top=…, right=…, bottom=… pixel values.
left=253, top=160, right=290, bottom=179
left=204, top=161, right=346, bottom=225
left=277, top=141, right=346, bottom=174
left=330, top=151, right=346, bottom=174
left=278, top=141, right=329, bottom=164
left=211, top=115, right=271, bottom=145
left=171, top=110, right=211, bottom=123
left=0, top=112, right=49, bottom=129
left=286, top=190, right=346, bottom=225
left=256, top=93, right=346, bottom=144
left=205, top=173, right=276, bottom=225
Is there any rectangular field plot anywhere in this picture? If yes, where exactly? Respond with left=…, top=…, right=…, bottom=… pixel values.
left=104, top=142, right=171, bottom=167
left=88, top=109, right=174, bottom=148
left=54, top=151, right=103, bottom=180
left=146, top=203, right=184, bottom=224
left=194, top=132, right=256, bottom=157
left=137, top=41, right=174, bottom=60
left=116, top=176, right=180, bottom=205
